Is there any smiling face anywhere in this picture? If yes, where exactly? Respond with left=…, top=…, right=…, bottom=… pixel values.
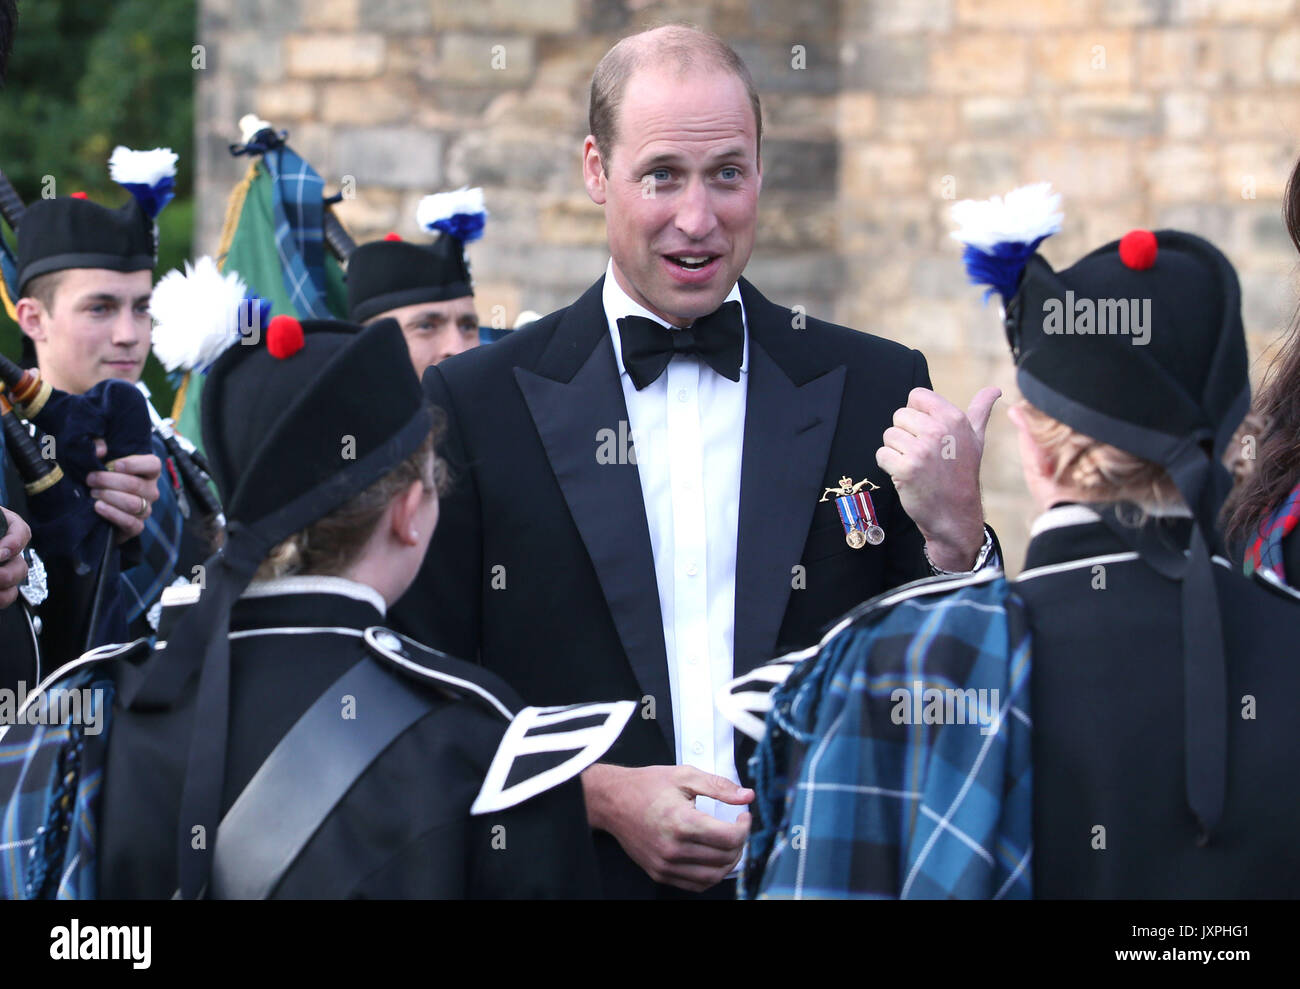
left=375, top=296, right=480, bottom=374
left=18, top=267, right=153, bottom=394
left=583, top=66, right=762, bottom=327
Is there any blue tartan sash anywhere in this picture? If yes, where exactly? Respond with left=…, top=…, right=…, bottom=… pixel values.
left=744, top=573, right=1033, bottom=899
left=1, top=665, right=115, bottom=899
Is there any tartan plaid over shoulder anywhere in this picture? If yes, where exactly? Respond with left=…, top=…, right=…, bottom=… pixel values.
left=0, top=642, right=139, bottom=899
left=1244, top=477, right=1300, bottom=584
left=738, top=570, right=1032, bottom=900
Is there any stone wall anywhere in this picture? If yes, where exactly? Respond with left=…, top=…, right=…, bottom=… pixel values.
left=196, top=0, right=1300, bottom=569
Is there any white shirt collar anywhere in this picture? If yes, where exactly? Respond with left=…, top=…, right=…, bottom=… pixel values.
left=1029, top=500, right=1193, bottom=538
left=240, top=574, right=388, bottom=616
left=602, top=259, right=749, bottom=378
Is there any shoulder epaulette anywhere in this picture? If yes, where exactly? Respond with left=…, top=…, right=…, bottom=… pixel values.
left=364, top=627, right=635, bottom=812
left=363, top=626, right=518, bottom=721
left=715, top=656, right=804, bottom=743
left=470, top=700, right=635, bottom=815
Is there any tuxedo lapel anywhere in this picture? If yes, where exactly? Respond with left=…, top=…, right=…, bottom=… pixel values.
left=734, top=280, right=846, bottom=679
left=513, top=278, right=675, bottom=752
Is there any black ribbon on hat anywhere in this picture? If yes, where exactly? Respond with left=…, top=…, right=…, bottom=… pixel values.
left=118, top=406, right=431, bottom=899
left=1022, top=369, right=1247, bottom=843
left=617, top=300, right=744, bottom=390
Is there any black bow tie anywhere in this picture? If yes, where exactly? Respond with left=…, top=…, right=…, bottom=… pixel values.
left=617, top=300, right=744, bottom=390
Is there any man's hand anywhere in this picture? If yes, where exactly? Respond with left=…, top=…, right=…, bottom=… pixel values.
left=877, top=386, right=1000, bottom=571
left=86, top=439, right=161, bottom=544
left=582, top=763, right=754, bottom=892
left=0, top=507, right=31, bottom=610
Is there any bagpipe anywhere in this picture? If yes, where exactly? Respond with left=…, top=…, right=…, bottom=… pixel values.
left=0, top=168, right=157, bottom=651
left=0, top=349, right=151, bottom=652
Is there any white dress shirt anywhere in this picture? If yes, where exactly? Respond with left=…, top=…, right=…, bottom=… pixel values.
left=602, top=260, right=749, bottom=823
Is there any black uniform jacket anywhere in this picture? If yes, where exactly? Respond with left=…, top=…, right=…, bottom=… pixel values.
left=97, top=579, right=614, bottom=898
left=1, top=458, right=47, bottom=692
left=1018, top=504, right=1300, bottom=897
left=390, top=275, right=962, bottom=897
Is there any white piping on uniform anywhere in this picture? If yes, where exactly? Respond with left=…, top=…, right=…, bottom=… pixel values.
left=241, top=575, right=387, bottom=616
left=365, top=628, right=515, bottom=721
left=0, top=638, right=149, bottom=745
left=1015, top=551, right=1140, bottom=583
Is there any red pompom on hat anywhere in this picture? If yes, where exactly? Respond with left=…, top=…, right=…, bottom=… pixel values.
left=266, top=314, right=305, bottom=359
left=1119, top=229, right=1158, bottom=270
left=70, top=191, right=88, bottom=199
left=384, top=231, right=401, bottom=241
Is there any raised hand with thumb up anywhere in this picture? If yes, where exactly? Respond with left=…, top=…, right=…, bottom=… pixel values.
left=876, top=385, right=1001, bottom=572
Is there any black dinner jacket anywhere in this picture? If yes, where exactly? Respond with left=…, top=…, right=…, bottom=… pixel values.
left=391, top=275, right=940, bottom=897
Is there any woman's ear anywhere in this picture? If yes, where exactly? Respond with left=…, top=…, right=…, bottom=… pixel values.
left=391, top=479, right=428, bottom=547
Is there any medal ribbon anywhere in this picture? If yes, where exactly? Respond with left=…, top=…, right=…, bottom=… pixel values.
left=853, top=490, right=879, bottom=531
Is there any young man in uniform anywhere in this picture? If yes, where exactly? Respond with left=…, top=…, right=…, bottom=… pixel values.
left=14, top=174, right=212, bottom=645
left=345, top=190, right=487, bottom=374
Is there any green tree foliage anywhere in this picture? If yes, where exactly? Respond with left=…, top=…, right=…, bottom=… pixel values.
left=0, top=0, right=196, bottom=408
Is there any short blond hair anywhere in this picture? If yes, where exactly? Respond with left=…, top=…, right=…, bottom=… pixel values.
left=1018, top=400, right=1182, bottom=510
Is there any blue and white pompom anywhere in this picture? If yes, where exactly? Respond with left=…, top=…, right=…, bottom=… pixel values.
left=416, top=186, right=487, bottom=243
left=149, top=256, right=259, bottom=373
left=108, top=145, right=178, bottom=221
left=950, top=182, right=1062, bottom=302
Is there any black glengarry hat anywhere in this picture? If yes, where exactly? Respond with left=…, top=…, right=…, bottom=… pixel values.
left=347, top=187, right=486, bottom=323
left=952, top=183, right=1250, bottom=845
left=17, top=195, right=155, bottom=290
left=16, top=146, right=178, bottom=290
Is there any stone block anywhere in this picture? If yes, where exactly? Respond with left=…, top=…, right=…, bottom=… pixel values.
left=840, top=36, right=928, bottom=95
left=1267, top=28, right=1300, bottom=83
left=960, top=96, right=1052, bottom=139
left=1059, top=93, right=1158, bottom=138
left=760, top=138, right=839, bottom=192
left=319, top=79, right=416, bottom=125
left=255, top=80, right=315, bottom=120
left=879, top=96, right=957, bottom=141
left=1136, top=29, right=1222, bottom=87
left=284, top=33, right=384, bottom=79
left=930, top=35, right=1029, bottom=94
left=1033, top=32, right=1135, bottom=89
left=334, top=127, right=444, bottom=188
left=1161, top=91, right=1209, bottom=138
left=439, top=33, right=535, bottom=85
left=1139, top=143, right=1217, bottom=202
left=955, top=0, right=1091, bottom=28
left=430, top=0, right=582, bottom=34
left=1027, top=141, right=1137, bottom=202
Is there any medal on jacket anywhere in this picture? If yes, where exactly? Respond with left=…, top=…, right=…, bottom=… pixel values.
left=820, top=475, right=884, bottom=549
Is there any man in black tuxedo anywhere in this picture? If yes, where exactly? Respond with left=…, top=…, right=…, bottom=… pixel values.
left=391, top=24, right=1000, bottom=898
